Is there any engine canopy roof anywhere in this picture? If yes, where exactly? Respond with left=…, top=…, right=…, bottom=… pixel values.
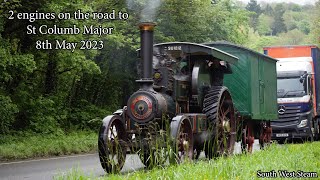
left=137, top=42, right=238, bottom=64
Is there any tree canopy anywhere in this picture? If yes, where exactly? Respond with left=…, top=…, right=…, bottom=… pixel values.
left=246, top=0, right=262, bottom=31
left=245, top=0, right=318, bottom=51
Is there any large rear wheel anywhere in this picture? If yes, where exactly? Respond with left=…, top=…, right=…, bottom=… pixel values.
left=98, top=115, right=127, bottom=173
left=203, top=86, right=236, bottom=158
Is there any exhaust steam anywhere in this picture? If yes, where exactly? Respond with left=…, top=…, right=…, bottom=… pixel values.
left=126, top=0, right=162, bottom=22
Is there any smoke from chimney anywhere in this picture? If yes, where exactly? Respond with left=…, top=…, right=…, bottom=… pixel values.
left=126, top=0, right=162, bottom=22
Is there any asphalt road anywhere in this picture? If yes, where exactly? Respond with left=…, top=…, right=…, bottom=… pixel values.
left=0, top=140, right=261, bottom=180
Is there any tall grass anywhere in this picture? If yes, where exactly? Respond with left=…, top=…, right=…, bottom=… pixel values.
left=56, top=142, right=320, bottom=180
left=0, top=131, right=97, bottom=160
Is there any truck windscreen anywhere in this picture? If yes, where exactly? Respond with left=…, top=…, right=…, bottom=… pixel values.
left=277, top=77, right=306, bottom=98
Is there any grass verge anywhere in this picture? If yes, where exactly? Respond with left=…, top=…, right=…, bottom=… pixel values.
left=56, top=141, right=320, bottom=180
left=0, top=131, right=97, bottom=161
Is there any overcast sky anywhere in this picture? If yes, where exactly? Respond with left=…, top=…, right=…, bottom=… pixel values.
left=239, top=0, right=317, bottom=5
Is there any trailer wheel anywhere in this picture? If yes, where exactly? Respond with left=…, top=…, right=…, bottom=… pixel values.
left=169, top=115, right=193, bottom=163
left=203, top=86, right=236, bottom=158
left=241, top=121, right=254, bottom=153
left=259, top=121, right=272, bottom=149
left=98, top=115, right=127, bottom=173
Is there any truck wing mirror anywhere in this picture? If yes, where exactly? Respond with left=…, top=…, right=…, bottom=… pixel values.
left=299, top=77, right=304, bottom=83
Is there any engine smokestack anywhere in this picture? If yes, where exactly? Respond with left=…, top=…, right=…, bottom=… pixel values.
left=139, top=22, right=156, bottom=80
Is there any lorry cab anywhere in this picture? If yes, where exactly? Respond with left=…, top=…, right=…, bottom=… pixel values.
left=275, top=59, right=314, bottom=141
left=264, top=45, right=320, bottom=142
left=277, top=58, right=313, bottom=107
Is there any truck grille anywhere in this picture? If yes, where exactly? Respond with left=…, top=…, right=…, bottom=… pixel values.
left=272, top=105, right=301, bottom=127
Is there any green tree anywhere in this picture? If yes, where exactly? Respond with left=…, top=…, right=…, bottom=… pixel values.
left=287, top=3, right=302, bottom=12
left=310, top=0, right=320, bottom=46
left=246, top=0, right=262, bottom=31
left=257, top=14, right=274, bottom=36
left=283, top=11, right=298, bottom=31
left=297, top=20, right=310, bottom=34
left=275, top=29, right=306, bottom=45
left=264, top=4, right=273, bottom=16
left=283, top=10, right=311, bottom=34
left=272, top=4, right=287, bottom=35
left=0, top=0, right=103, bottom=133
left=0, top=95, right=19, bottom=134
left=244, top=28, right=278, bottom=52
left=157, top=0, right=249, bottom=44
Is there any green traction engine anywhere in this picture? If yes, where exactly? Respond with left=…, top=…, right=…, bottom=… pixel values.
left=98, top=22, right=276, bottom=173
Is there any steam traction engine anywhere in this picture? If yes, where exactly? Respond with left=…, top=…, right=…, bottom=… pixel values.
left=98, top=23, right=277, bottom=173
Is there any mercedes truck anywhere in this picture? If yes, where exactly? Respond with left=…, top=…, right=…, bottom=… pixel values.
left=264, top=45, right=320, bottom=142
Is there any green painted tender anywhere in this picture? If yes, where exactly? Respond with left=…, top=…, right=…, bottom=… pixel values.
left=205, top=42, right=278, bottom=120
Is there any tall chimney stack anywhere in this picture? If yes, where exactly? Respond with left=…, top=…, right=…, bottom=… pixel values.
left=139, top=22, right=156, bottom=80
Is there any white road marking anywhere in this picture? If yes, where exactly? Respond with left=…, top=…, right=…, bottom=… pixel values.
left=0, top=153, right=97, bottom=166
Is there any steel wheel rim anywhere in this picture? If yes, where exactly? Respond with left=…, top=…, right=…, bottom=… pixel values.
left=177, top=121, right=193, bottom=161
left=105, top=121, right=126, bottom=170
left=216, top=93, right=235, bottom=155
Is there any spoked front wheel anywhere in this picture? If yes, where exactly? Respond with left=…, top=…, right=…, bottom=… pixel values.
left=170, top=115, right=194, bottom=164
left=98, top=115, right=127, bottom=173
